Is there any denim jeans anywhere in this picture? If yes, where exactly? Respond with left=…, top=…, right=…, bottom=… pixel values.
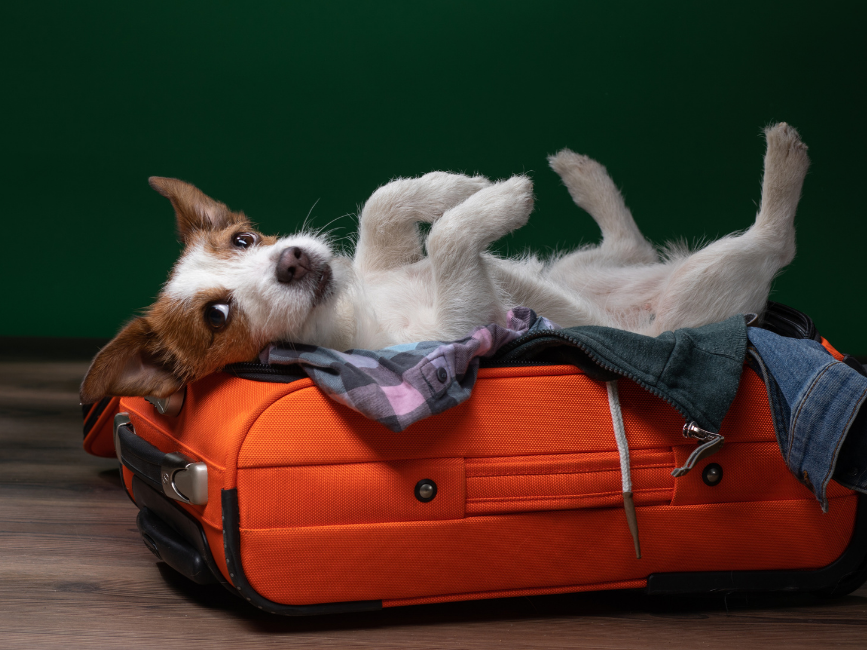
left=747, top=327, right=867, bottom=511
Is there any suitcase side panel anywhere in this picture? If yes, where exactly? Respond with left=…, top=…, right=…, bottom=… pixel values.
left=235, top=496, right=858, bottom=605
left=229, top=364, right=860, bottom=606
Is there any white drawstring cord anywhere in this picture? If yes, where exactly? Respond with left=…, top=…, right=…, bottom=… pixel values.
left=606, top=380, right=641, bottom=559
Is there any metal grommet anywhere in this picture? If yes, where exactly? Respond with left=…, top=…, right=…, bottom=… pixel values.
left=415, top=479, right=437, bottom=502
left=702, top=463, right=723, bottom=486
left=435, top=367, right=448, bottom=383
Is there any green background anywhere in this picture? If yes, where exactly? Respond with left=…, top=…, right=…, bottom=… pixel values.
left=3, top=2, right=865, bottom=351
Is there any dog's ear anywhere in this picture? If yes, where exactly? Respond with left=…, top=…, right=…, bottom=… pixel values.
left=148, top=177, right=246, bottom=243
left=80, top=317, right=184, bottom=404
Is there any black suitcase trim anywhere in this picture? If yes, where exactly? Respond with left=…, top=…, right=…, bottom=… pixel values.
left=222, top=488, right=384, bottom=616
left=82, top=395, right=114, bottom=438
left=645, top=493, right=867, bottom=597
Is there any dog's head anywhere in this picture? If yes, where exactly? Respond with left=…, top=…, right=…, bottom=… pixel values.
left=80, top=177, right=342, bottom=404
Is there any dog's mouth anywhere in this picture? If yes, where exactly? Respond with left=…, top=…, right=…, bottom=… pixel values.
left=312, top=264, right=334, bottom=305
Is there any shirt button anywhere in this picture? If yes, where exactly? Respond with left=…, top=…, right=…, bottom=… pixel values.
left=436, top=367, right=448, bottom=383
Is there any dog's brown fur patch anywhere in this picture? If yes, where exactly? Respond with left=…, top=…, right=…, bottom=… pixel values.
left=80, top=177, right=275, bottom=403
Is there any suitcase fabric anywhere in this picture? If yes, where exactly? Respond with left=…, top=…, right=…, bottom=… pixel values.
left=82, top=309, right=867, bottom=615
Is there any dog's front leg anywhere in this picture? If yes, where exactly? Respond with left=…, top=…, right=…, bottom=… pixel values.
left=425, top=176, right=534, bottom=339
left=354, top=172, right=491, bottom=274
left=547, top=149, right=657, bottom=276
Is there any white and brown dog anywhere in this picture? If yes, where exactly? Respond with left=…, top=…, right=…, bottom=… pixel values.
left=80, top=123, right=809, bottom=404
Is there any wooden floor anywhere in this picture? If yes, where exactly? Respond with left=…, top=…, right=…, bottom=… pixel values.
left=2, top=360, right=867, bottom=649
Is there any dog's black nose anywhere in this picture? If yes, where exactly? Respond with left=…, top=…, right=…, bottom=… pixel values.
left=276, top=247, right=310, bottom=283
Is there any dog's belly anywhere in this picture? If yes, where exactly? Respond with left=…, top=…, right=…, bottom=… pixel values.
left=362, top=262, right=441, bottom=346
left=554, top=263, right=671, bottom=318
left=489, top=255, right=675, bottom=333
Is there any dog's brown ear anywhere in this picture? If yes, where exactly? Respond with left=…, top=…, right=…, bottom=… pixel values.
left=148, top=177, right=246, bottom=243
left=80, top=317, right=184, bottom=404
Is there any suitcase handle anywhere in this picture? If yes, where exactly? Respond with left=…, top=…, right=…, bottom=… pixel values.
left=136, top=504, right=216, bottom=584
left=113, top=414, right=208, bottom=505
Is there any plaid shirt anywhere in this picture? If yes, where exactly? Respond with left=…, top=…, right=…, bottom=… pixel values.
left=260, top=308, right=557, bottom=431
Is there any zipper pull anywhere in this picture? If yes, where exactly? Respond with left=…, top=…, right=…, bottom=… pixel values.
left=671, top=422, right=725, bottom=478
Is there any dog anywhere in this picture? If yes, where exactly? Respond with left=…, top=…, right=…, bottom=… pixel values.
left=79, top=123, right=809, bottom=404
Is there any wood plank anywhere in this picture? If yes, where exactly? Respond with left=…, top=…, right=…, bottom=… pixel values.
left=1, top=360, right=866, bottom=649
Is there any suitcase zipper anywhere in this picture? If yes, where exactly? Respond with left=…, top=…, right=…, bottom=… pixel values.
left=222, top=362, right=308, bottom=377
left=672, top=422, right=725, bottom=477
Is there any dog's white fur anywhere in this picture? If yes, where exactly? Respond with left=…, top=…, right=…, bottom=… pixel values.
left=80, top=123, right=809, bottom=401
left=273, top=122, right=808, bottom=346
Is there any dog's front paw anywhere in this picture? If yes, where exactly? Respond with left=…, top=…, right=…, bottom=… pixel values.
left=413, top=171, right=493, bottom=220
left=429, top=175, right=535, bottom=252
left=464, top=174, right=535, bottom=233
left=494, top=175, right=535, bottom=229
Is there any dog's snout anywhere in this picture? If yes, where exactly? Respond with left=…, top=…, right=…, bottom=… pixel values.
left=276, top=247, right=311, bottom=283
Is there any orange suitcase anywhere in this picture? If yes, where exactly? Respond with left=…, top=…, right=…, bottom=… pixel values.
left=82, top=305, right=867, bottom=615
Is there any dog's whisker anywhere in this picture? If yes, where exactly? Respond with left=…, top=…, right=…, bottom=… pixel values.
left=298, top=198, right=321, bottom=234
left=309, top=212, right=353, bottom=238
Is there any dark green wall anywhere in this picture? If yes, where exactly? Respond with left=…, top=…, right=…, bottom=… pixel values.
left=4, top=2, right=866, bottom=351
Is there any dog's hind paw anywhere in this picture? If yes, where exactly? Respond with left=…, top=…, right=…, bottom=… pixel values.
left=764, top=122, right=810, bottom=172
left=548, top=149, right=599, bottom=176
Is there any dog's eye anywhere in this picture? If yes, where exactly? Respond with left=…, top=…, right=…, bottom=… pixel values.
left=232, top=232, right=258, bottom=249
left=204, top=303, right=230, bottom=331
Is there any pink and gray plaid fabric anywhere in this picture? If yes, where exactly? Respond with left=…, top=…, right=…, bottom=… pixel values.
left=259, top=308, right=556, bottom=431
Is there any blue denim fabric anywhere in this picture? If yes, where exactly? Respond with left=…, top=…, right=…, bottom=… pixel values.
left=747, top=327, right=867, bottom=511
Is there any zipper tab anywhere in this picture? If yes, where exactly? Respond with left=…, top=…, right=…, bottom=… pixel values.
left=671, top=422, right=725, bottom=478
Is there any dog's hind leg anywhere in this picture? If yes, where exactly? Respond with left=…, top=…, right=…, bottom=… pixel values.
left=649, top=123, right=810, bottom=334
left=425, top=176, right=534, bottom=339
left=354, top=172, right=491, bottom=274
left=548, top=149, right=657, bottom=271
